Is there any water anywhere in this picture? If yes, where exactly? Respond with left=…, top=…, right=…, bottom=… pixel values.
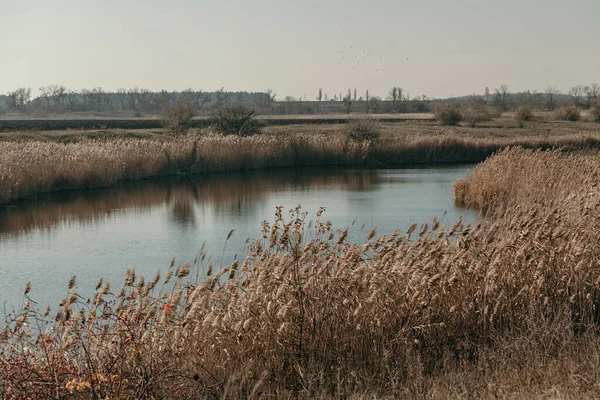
left=0, top=165, right=477, bottom=311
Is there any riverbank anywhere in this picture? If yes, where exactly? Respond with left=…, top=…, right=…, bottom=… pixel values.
left=1, top=120, right=599, bottom=205
left=2, top=148, right=600, bottom=398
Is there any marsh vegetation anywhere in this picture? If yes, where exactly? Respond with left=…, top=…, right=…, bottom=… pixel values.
left=1, top=147, right=600, bottom=398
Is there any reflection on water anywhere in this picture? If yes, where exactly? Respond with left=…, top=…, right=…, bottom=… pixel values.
left=0, top=168, right=382, bottom=236
left=0, top=166, right=477, bottom=310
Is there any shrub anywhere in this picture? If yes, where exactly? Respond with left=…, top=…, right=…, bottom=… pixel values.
left=515, top=105, right=534, bottom=122
left=553, top=106, right=580, bottom=121
left=346, top=118, right=381, bottom=143
left=462, top=97, right=493, bottom=127
left=434, top=103, right=463, bottom=126
left=590, top=100, right=600, bottom=123
left=162, top=103, right=196, bottom=134
left=211, top=103, right=261, bottom=136
left=344, top=118, right=381, bottom=161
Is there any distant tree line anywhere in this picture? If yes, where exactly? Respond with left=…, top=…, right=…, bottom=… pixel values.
left=0, top=86, right=274, bottom=116
left=1, top=83, right=597, bottom=116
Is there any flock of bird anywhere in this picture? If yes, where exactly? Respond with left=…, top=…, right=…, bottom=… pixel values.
left=336, top=40, right=409, bottom=73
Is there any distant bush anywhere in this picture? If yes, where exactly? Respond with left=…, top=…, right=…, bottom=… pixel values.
left=434, top=103, right=462, bottom=126
left=553, top=106, right=580, bottom=122
left=346, top=118, right=381, bottom=143
left=515, top=106, right=534, bottom=122
left=162, top=103, right=196, bottom=134
left=462, top=97, right=493, bottom=127
left=591, top=101, right=600, bottom=123
left=212, top=103, right=261, bottom=136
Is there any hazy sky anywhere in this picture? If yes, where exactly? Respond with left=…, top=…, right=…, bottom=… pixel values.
left=1, top=0, right=599, bottom=99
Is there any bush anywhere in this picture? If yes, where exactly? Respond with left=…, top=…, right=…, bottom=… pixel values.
left=211, top=103, right=261, bottom=136
left=346, top=118, right=381, bottom=143
left=514, top=106, right=534, bottom=122
left=434, top=103, right=463, bottom=126
left=462, top=97, right=493, bottom=127
left=553, top=106, right=580, bottom=121
left=162, top=103, right=196, bottom=134
left=591, top=101, right=600, bottom=123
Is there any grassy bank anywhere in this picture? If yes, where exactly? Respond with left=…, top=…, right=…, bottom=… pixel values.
left=1, top=120, right=600, bottom=205
left=1, top=148, right=600, bottom=398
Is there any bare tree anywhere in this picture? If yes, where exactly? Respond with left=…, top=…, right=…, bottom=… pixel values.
left=48, top=85, right=67, bottom=110
left=66, top=90, right=78, bottom=111
left=388, top=87, right=398, bottom=103
left=116, top=88, right=127, bottom=110
left=127, top=87, right=139, bottom=111
left=317, top=88, right=322, bottom=102
left=545, top=86, right=560, bottom=110
left=568, top=85, right=584, bottom=108
left=369, top=96, right=381, bottom=113
left=353, top=88, right=357, bottom=101
left=39, top=86, right=51, bottom=111
left=584, top=84, right=599, bottom=108
left=343, top=91, right=352, bottom=113
left=494, top=85, right=511, bottom=111
left=214, top=87, right=229, bottom=109
left=7, top=87, right=31, bottom=111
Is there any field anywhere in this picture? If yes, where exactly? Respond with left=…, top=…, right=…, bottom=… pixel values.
left=1, top=116, right=600, bottom=398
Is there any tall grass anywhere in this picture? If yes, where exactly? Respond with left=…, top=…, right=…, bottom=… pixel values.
left=2, top=130, right=600, bottom=205
left=2, top=148, right=600, bottom=398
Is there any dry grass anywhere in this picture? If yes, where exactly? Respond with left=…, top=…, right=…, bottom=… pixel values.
left=2, top=148, right=600, bottom=398
left=2, top=121, right=600, bottom=205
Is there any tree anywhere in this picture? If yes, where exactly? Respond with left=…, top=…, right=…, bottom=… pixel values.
left=39, top=86, right=51, bottom=111
left=7, top=87, right=31, bottom=111
left=389, top=87, right=398, bottom=103
left=545, top=86, right=560, bottom=110
left=260, top=89, right=276, bottom=109
left=343, top=90, right=352, bottom=113
left=214, top=87, right=229, bottom=109
left=49, top=85, right=67, bottom=110
left=369, top=96, right=381, bottom=113
left=484, top=87, right=490, bottom=103
left=494, top=85, right=511, bottom=111
left=127, top=88, right=139, bottom=111
left=66, top=90, right=78, bottom=111
left=212, top=103, right=261, bottom=136
left=365, top=89, right=370, bottom=113
left=116, top=88, right=127, bottom=110
left=353, top=88, right=357, bottom=101
left=584, top=84, right=599, bottom=109
left=568, top=85, right=584, bottom=108
left=163, top=102, right=196, bottom=134
left=317, top=88, right=322, bottom=102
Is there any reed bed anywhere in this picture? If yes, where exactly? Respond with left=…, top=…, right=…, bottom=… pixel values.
left=2, top=148, right=600, bottom=398
left=1, top=129, right=600, bottom=205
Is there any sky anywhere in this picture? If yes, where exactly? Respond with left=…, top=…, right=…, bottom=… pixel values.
left=1, top=0, right=599, bottom=99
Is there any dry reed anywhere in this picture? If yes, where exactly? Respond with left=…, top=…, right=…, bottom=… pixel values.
left=2, top=148, right=600, bottom=398
left=2, top=130, right=600, bottom=205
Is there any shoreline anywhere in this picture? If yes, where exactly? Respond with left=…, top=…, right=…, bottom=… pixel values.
left=1, top=126, right=600, bottom=205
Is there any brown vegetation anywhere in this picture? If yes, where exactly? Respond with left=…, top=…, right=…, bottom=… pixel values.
left=461, top=97, right=495, bottom=127
left=2, top=124, right=600, bottom=205
left=514, top=105, right=534, bottom=122
left=433, top=103, right=462, bottom=126
left=2, top=147, right=600, bottom=398
left=553, top=106, right=581, bottom=121
left=211, top=103, right=262, bottom=136
left=591, top=100, right=600, bottom=123
left=162, top=103, right=196, bottom=134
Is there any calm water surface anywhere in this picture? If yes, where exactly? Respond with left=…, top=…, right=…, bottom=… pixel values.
left=0, top=166, right=477, bottom=310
